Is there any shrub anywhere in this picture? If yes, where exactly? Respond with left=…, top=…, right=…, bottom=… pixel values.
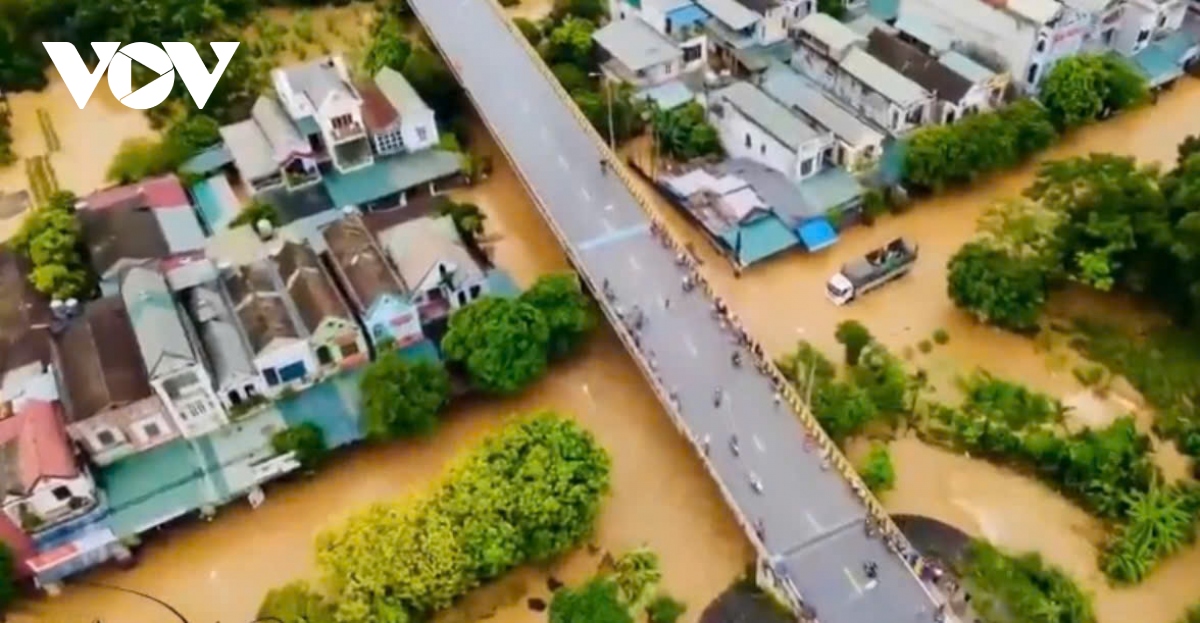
left=964, top=540, right=1096, bottom=623
left=647, top=594, right=687, bottom=623
left=258, top=581, right=337, bottom=623
left=858, top=444, right=896, bottom=493
left=932, top=329, right=949, bottom=345
left=1100, top=482, right=1199, bottom=585
left=947, top=241, right=1049, bottom=332
left=359, top=353, right=451, bottom=440
left=271, top=423, right=328, bottom=471
left=917, top=339, right=933, bottom=354
left=835, top=320, right=873, bottom=366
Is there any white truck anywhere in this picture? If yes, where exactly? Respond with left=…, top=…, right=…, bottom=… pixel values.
left=826, top=238, right=918, bottom=306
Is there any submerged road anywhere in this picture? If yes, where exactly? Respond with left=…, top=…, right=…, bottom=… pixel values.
left=408, top=1, right=946, bottom=621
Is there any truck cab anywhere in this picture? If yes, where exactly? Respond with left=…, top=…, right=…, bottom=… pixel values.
left=826, top=272, right=855, bottom=306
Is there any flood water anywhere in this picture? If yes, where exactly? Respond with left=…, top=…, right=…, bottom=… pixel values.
left=626, top=81, right=1200, bottom=623
left=8, top=116, right=749, bottom=623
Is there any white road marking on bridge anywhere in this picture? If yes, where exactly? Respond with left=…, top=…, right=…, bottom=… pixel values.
left=558, top=154, right=570, bottom=170
left=843, top=567, right=864, bottom=595
left=628, top=255, right=641, bottom=271
left=684, top=335, right=699, bottom=357
left=581, top=188, right=591, bottom=202
left=600, top=217, right=616, bottom=233
left=604, top=203, right=614, bottom=211
left=753, top=435, right=765, bottom=452
left=805, top=512, right=822, bottom=532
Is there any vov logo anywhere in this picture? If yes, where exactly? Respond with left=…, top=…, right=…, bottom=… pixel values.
left=42, top=42, right=240, bottom=110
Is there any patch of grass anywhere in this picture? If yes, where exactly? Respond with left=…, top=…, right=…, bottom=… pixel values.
left=932, top=328, right=949, bottom=345
left=963, top=540, right=1095, bottom=623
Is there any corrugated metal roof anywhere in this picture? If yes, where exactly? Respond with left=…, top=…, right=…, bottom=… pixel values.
left=593, top=18, right=683, bottom=72
left=714, top=81, right=822, bottom=152
left=799, top=13, right=867, bottom=56
left=842, top=48, right=929, bottom=105
left=219, top=119, right=277, bottom=181
left=637, top=80, right=696, bottom=109
left=894, top=14, right=954, bottom=53
left=374, top=67, right=432, bottom=117
left=939, top=51, right=997, bottom=82
left=866, top=30, right=973, bottom=101
left=375, top=215, right=483, bottom=290
left=152, top=206, right=207, bottom=254
left=761, top=63, right=885, bottom=147
left=696, top=0, right=761, bottom=30
left=1006, top=0, right=1061, bottom=23
left=322, top=150, right=461, bottom=208
left=184, top=281, right=257, bottom=390
left=120, top=264, right=199, bottom=379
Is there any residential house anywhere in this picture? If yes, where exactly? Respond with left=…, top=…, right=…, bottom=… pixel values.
left=865, top=29, right=997, bottom=122
left=321, top=214, right=424, bottom=351
left=220, top=96, right=323, bottom=194
left=594, top=17, right=687, bottom=87
left=702, top=0, right=814, bottom=71
left=0, top=249, right=54, bottom=408
left=360, top=67, right=439, bottom=157
left=709, top=81, right=836, bottom=181
left=793, top=13, right=934, bottom=134
left=372, top=216, right=491, bottom=326
left=272, top=56, right=374, bottom=173
left=759, top=62, right=887, bottom=169
left=120, top=264, right=228, bottom=439
left=610, top=0, right=713, bottom=72
left=76, top=175, right=208, bottom=296
left=273, top=241, right=368, bottom=373
left=1060, top=0, right=1127, bottom=51
left=0, top=400, right=97, bottom=533
left=1114, top=0, right=1190, bottom=53
left=894, top=0, right=1091, bottom=91
left=223, top=261, right=318, bottom=395
left=182, top=281, right=267, bottom=409
left=52, top=296, right=177, bottom=466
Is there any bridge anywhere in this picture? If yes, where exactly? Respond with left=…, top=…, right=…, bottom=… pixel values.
left=407, top=0, right=952, bottom=621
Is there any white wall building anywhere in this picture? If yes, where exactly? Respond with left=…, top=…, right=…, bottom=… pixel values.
left=272, top=56, right=375, bottom=173
left=709, top=81, right=835, bottom=181
left=0, top=400, right=98, bottom=532
left=594, top=17, right=686, bottom=87
left=610, top=0, right=712, bottom=71
left=1112, top=0, right=1190, bottom=54
left=361, top=67, right=440, bottom=157
left=223, top=262, right=319, bottom=398
left=374, top=216, right=492, bottom=325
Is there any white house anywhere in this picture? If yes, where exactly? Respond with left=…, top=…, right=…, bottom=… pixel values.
left=0, top=400, right=98, bottom=532
left=793, top=13, right=935, bottom=135
left=183, top=281, right=268, bottom=410
left=709, top=81, right=835, bottom=181
left=609, top=0, right=712, bottom=72
left=272, top=56, right=374, bottom=173
left=360, top=67, right=439, bottom=156
left=272, top=241, right=369, bottom=374
left=120, top=264, right=229, bottom=439
left=1112, top=0, right=1190, bottom=53
left=374, top=215, right=491, bottom=325
left=759, top=63, right=887, bottom=170
left=894, top=0, right=1091, bottom=92
left=223, top=262, right=319, bottom=397
left=864, top=29, right=998, bottom=122
left=594, top=18, right=687, bottom=87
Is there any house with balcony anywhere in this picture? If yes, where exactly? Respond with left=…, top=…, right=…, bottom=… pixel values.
left=894, top=0, right=1091, bottom=92
left=321, top=214, right=424, bottom=352
left=609, top=0, right=715, bottom=70
left=76, top=175, right=208, bottom=296
left=273, top=241, right=368, bottom=373
left=709, top=81, right=837, bottom=181
left=181, top=280, right=267, bottom=410
left=0, top=400, right=97, bottom=534
left=864, top=29, right=997, bottom=122
left=220, top=96, right=323, bottom=195
left=1116, top=0, right=1199, bottom=86
left=223, top=261, right=318, bottom=396
left=702, top=0, right=814, bottom=72
left=52, top=296, right=178, bottom=466
left=759, top=62, right=887, bottom=170
left=371, top=215, right=492, bottom=329
left=360, top=67, right=439, bottom=157
left=272, top=56, right=374, bottom=174
left=793, top=13, right=934, bottom=134
left=120, top=264, right=228, bottom=439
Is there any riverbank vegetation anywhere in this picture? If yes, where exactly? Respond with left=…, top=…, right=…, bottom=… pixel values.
left=312, top=412, right=610, bottom=622
left=549, top=547, right=685, bottom=623
left=9, top=190, right=93, bottom=299
left=903, top=54, right=1145, bottom=193
left=963, top=540, right=1096, bottom=623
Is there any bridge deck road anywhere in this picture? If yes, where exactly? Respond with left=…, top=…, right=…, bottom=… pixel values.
left=408, top=1, right=944, bottom=621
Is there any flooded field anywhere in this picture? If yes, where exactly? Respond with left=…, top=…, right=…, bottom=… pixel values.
left=8, top=119, right=749, bottom=623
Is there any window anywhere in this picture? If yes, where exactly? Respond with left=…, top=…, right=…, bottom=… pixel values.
left=1035, top=37, right=1047, bottom=53
left=457, top=290, right=468, bottom=306
left=745, top=133, right=752, bottom=148
left=1027, top=62, right=1040, bottom=84
left=264, top=368, right=280, bottom=386
left=665, top=19, right=673, bottom=35
left=372, top=324, right=387, bottom=338
left=162, top=372, right=200, bottom=399
left=822, top=147, right=834, bottom=164
left=228, top=390, right=241, bottom=405
left=469, top=284, right=482, bottom=299
left=800, top=158, right=814, bottom=176
left=342, top=341, right=360, bottom=357
left=1136, top=29, right=1151, bottom=43
left=317, top=345, right=333, bottom=365
left=245, top=384, right=257, bottom=397
left=416, top=126, right=428, bottom=142
left=141, top=420, right=162, bottom=440
left=52, top=486, right=72, bottom=501
left=890, top=110, right=900, bottom=129
left=760, top=143, right=766, bottom=155
left=1157, top=14, right=1166, bottom=28
left=95, top=429, right=118, bottom=448
left=683, top=45, right=702, bottom=63
left=945, top=109, right=957, bottom=124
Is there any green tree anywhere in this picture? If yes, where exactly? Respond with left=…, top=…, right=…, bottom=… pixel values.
left=776, top=340, right=836, bottom=390
left=1025, top=154, right=1168, bottom=292
left=442, top=297, right=551, bottom=394
left=359, top=353, right=451, bottom=439
left=1096, top=54, right=1149, bottom=112
left=834, top=319, right=872, bottom=366
left=1039, top=54, right=1147, bottom=131
left=1101, top=482, right=1199, bottom=584
left=965, top=540, right=1096, bottom=623
left=271, top=422, right=328, bottom=471
left=520, top=272, right=597, bottom=359
left=552, top=62, right=593, bottom=95
left=947, top=241, right=1049, bottom=332
left=550, top=578, right=633, bottom=623
left=858, top=443, right=896, bottom=493
left=364, top=13, right=412, bottom=74
left=551, top=0, right=608, bottom=21
left=515, top=17, right=544, bottom=45
left=816, top=0, right=846, bottom=19
left=402, top=47, right=463, bottom=120
left=1178, top=135, right=1200, bottom=167
left=544, top=17, right=596, bottom=69
left=975, top=198, right=1064, bottom=272
left=813, top=381, right=879, bottom=445
left=0, top=542, right=16, bottom=614
left=434, top=197, right=487, bottom=246
left=852, top=344, right=910, bottom=415
left=228, top=199, right=281, bottom=230
left=647, top=594, right=687, bottom=623
left=999, top=99, right=1058, bottom=158
left=12, top=191, right=91, bottom=300
left=257, top=581, right=337, bottom=623
left=653, top=102, right=722, bottom=161
left=575, top=82, right=648, bottom=144
left=106, top=138, right=171, bottom=184
left=613, top=548, right=662, bottom=605
left=1180, top=603, right=1200, bottom=623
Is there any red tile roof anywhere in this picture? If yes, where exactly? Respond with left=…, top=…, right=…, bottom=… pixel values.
left=0, top=400, right=79, bottom=497
left=79, top=174, right=190, bottom=211
left=358, top=82, right=400, bottom=132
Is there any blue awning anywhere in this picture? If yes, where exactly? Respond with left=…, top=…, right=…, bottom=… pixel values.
left=667, top=3, right=710, bottom=29
left=1133, top=45, right=1184, bottom=88
left=797, top=218, right=838, bottom=252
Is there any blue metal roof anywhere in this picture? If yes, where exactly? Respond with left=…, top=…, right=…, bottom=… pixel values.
left=1133, top=44, right=1184, bottom=88
left=322, top=150, right=461, bottom=208
left=1155, top=30, right=1199, bottom=64
left=180, top=144, right=233, bottom=176
left=667, top=3, right=711, bottom=28
left=719, top=214, right=799, bottom=266
left=638, top=80, right=696, bottom=110
left=795, top=166, right=864, bottom=214
left=797, top=218, right=838, bottom=252
left=867, top=0, right=900, bottom=22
